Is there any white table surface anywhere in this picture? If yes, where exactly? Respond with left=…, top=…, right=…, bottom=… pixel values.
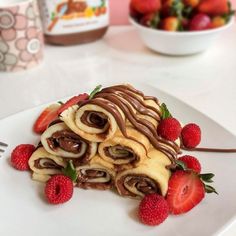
left=0, top=26, right=236, bottom=235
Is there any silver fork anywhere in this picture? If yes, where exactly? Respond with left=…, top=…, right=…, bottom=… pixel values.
left=0, top=141, right=8, bottom=157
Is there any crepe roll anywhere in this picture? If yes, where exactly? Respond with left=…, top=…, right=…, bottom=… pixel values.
left=76, top=155, right=116, bottom=190
left=41, top=122, right=97, bottom=163
left=60, top=100, right=125, bottom=142
left=28, top=147, right=66, bottom=181
left=98, top=126, right=150, bottom=167
left=115, top=148, right=171, bottom=198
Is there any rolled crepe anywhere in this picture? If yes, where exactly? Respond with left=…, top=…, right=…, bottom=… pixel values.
left=60, top=101, right=125, bottom=142
left=41, top=122, right=97, bottom=163
left=98, top=126, right=150, bottom=167
left=115, top=148, right=171, bottom=198
left=76, top=155, right=116, bottom=190
left=28, top=147, right=67, bottom=182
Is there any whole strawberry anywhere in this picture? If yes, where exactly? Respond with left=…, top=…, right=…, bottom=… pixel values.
left=11, top=144, right=35, bottom=171
left=45, top=174, right=74, bottom=204
left=138, top=193, right=169, bottom=226
left=178, top=155, right=201, bottom=173
left=131, top=0, right=161, bottom=14
left=181, top=123, right=201, bottom=148
left=157, top=117, right=182, bottom=141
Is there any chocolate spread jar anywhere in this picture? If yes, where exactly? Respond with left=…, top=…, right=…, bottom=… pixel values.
left=38, top=0, right=109, bottom=45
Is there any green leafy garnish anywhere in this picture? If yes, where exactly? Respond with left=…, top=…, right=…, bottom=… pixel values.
left=62, top=160, right=77, bottom=182
left=176, top=160, right=187, bottom=170
left=58, top=101, right=64, bottom=105
left=199, top=173, right=215, bottom=183
left=89, top=85, right=102, bottom=99
left=200, top=173, right=218, bottom=194
left=160, top=103, right=172, bottom=119
left=204, top=184, right=218, bottom=194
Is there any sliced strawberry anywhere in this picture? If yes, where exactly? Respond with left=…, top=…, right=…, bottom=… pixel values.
left=198, top=0, right=229, bottom=16
left=167, top=170, right=205, bottom=215
left=57, top=93, right=89, bottom=115
left=33, top=104, right=61, bottom=134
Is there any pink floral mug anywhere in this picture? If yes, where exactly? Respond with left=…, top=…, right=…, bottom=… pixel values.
left=0, top=0, right=44, bottom=72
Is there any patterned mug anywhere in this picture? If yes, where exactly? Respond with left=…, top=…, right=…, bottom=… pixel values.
left=0, top=0, right=44, bottom=72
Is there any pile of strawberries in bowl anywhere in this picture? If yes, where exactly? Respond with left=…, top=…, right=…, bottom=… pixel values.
left=129, top=0, right=235, bottom=55
left=130, top=0, right=235, bottom=31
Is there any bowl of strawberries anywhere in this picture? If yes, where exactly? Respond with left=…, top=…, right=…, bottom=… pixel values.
left=130, top=0, right=235, bottom=55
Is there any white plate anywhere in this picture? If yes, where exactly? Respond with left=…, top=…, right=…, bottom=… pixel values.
left=0, top=82, right=236, bottom=236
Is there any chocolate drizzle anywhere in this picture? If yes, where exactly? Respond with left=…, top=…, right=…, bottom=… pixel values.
left=80, top=84, right=180, bottom=163
left=182, top=146, right=236, bottom=153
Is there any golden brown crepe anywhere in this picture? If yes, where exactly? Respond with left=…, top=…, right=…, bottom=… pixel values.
left=115, top=148, right=172, bottom=198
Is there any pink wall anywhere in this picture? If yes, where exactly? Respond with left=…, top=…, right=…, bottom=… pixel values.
left=110, top=0, right=236, bottom=25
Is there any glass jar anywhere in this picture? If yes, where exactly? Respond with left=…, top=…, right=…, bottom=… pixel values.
left=38, top=0, right=109, bottom=45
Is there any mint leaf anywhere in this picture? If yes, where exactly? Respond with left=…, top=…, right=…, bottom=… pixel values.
left=62, top=160, right=77, bottom=182
left=89, top=85, right=102, bottom=99
left=160, top=103, right=172, bottom=119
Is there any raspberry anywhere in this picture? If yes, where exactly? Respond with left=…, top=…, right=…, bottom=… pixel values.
left=45, top=175, right=73, bottom=204
left=181, top=123, right=201, bottom=148
left=157, top=117, right=182, bottom=141
left=178, top=155, right=201, bottom=173
left=138, top=193, right=169, bottom=226
left=11, top=144, right=35, bottom=171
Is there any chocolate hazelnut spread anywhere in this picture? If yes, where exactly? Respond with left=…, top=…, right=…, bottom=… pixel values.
left=116, top=174, right=160, bottom=198
left=80, top=85, right=181, bottom=164
left=38, top=0, right=109, bottom=45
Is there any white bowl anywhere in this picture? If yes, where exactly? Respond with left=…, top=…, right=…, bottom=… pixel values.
left=130, top=17, right=235, bottom=55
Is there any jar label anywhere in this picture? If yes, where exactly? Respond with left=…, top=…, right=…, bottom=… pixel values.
left=38, top=0, right=109, bottom=35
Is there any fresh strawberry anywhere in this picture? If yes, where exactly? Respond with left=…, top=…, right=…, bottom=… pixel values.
left=184, top=0, right=200, bottom=8
left=181, top=123, right=201, bottom=148
left=167, top=170, right=205, bottom=214
left=138, top=193, right=169, bottom=226
left=178, top=155, right=201, bottom=173
left=210, top=16, right=226, bottom=28
left=198, top=0, right=229, bottom=16
left=44, top=174, right=74, bottom=204
left=161, top=0, right=184, bottom=18
left=33, top=104, right=61, bottom=134
left=140, top=12, right=160, bottom=28
left=189, top=13, right=211, bottom=31
left=161, top=16, right=180, bottom=31
left=57, top=93, right=89, bottom=115
left=131, top=0, right=161, bottom=14
left=11, top=144, right=35, bottom=171
left=130, top=3, right=142, bottom=19
left=157, top=117, right=182, bottom=141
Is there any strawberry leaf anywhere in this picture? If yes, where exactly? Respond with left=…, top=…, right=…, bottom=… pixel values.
left=89, top=85, right=102, bottom=99
left=204, top=184, right=218, bottom=194
left=62, top=160, right=77, bottom=182
left=199, top=173, right=215, bottom=183
left=161, top=103, right=172, bottom=119
left=58, top=101, right=64, bottom=105
left=176, top=160, right=187, bottom=170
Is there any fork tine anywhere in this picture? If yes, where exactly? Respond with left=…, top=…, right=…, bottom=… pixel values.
left=0, top=149, right=4, bottom=152
left=0, top=142, right=8, bottom=147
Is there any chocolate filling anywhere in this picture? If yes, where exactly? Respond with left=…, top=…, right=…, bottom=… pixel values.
left=117, top=174, right=160, bottom=197
left=80, top=111, right=109, bottom=129
left=104, top=145, right=137, bottom=162
left=34, top=158, right=62, bottom=169
left=77, top=168, right=112, bottom=190
left=47, top=130, right=86, bottom=154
